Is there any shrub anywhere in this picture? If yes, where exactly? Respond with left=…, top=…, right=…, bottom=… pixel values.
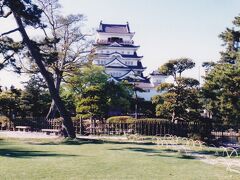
left=136, top=118, right=169, bottom=123
left=107, top=116, right=136, bottom=124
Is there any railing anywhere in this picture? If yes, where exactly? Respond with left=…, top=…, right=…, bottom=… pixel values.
left=96, top=39, right=134, bottom=45
left=3, top=117, right=240, bottom=141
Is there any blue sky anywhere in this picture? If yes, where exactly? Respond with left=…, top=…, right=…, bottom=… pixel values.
left=0, top=0, right=240, bottom=87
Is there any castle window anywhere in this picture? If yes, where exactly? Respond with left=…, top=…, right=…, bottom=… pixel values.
left=108, top=37, right=123, bottom=43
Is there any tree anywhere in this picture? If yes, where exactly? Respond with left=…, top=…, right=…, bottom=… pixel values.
left=159, top=58, right=195, bottom=80
left=123, top=76, right=146, bottom=119
left=0, top=0, right=75, bottom=138
left=202, top=15, right=240, bottom=126
left=152, top=58, right=201, bottom=121
left=105, top=81, right=131, bottom=116
left=0, top=37, right=22, bottom=72
left=66, top=65, right=132, bottom=119
left=219, top=15, right=240, bottom=64
left=0, top=86, right=21, bottom=118
left=35, top=0, right=90, bottom=119
left=20, top=75, right=51, bottom=117
left=202, top=62, right=240, bottom=125
left=67, top=65, right=109, bottom=119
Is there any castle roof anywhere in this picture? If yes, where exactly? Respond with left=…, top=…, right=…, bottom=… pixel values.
left=96, top=52, right=143, bottom=59
left=105, top=59, right=146, bottom=70
left=93, top=43, right=139, bottom=48
left=149, top=70, right=166, bottom=76
left=98, top=22, right=131, bottom=34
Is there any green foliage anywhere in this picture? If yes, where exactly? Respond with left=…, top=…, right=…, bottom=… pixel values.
left=201, top=14, right=240, bottom=126
left=60, top=88, right=76, bottom=116
left=154, top=77, right=201, bottom=121
left=105, top=81, right=132, bottom=114
left=106, top=116, right=135, bottom=123
left=159, top=58, right=195, bottom=79
left=218, top=15, right=240, bottom=64
left=136, top=118, right=168, bottom=123
left=0, top=86, right=22, bottom=118
left=153, top=59, right=201, bottom=121
left=76, top=85, right=108, bottom=119
left=202, top=64, right=240, bottom=125
left=106, top=117, right=168, bottom=124
left=0, top=76, right=51, bottom=118
left=66, top=65, right=132, bottom=119
left=20, top=75, right=51, bottom=117
left=0, top=37, right=22, bottom=72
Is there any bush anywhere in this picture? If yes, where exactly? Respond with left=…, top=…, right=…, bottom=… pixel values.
left=106, top=117, right=169, bottom=124
left=136, top=118, right=169, bottom=123
left=107, top=116, right=136, bottom=124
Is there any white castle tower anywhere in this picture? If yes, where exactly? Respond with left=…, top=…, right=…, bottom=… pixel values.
left=93, top=21, right=167, bottom=100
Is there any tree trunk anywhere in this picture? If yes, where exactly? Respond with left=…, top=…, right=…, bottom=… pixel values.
left=46, top=100, right=58, bottom=119
left=13, top=12, right=76, bottom=138
left=46, top=73, right=61, bottom=120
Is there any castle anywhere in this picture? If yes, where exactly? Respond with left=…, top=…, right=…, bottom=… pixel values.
left=92, top=22, right=167, bottom=100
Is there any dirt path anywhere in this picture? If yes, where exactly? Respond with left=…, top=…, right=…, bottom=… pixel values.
left=0, top=131, right=59, bottom=139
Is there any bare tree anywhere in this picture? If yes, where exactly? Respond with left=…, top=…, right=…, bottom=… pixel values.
left=36, top=0, right=92, bottom=119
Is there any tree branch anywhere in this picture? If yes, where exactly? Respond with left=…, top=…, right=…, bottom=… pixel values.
left=1, top=28, right=19, bottom=37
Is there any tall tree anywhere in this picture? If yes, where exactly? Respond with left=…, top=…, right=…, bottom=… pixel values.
left=153, top=58, right=201, bottom=121
left=0, top=0, right=75, bottom=138
left=202, top=15, right=240, bottom=125
left=219, top=15, right=240, bottom=64
left=159, top=58, right=195, bottom=80
left=66, top=65, right=132, bottom=119
left=202, top=64, right=240, bottom=125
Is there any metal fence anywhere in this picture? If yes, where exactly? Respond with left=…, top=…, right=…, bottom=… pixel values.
left=2, top=117, right=239, bottom=140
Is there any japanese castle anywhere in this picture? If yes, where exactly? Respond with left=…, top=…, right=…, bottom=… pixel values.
left=93, top=22, right=167, bottom=100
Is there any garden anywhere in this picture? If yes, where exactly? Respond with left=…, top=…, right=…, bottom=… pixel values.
left=1, top=0, right=240, bottom=179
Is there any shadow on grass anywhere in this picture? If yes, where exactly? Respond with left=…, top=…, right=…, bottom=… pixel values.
left=29, top=139, right=104, bottom=146
left=27, top=138, right=155, bottom=146
left=124, top=147, right=161, bottom=153
left=161, top=148, right=178, bottom=153
left=108, top=146, right=198, bottom=160
left=178, top=155, right=196, bottom=159
left=0, top=148, right=78, bottom=159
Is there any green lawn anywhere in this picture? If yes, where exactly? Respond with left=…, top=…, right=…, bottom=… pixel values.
left=0, top=137, right=239, bottom=180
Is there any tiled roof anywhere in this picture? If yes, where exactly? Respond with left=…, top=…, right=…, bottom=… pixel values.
left=96, top=52, right=143, bottom=59
left=98, top=22, right=130, bottom=34
left=149, top=70, right=166, bottom=76
left=104, top=59, right=145, bottom=69
left=93, top=43, right=139, bottom=48
left=121, top=76, right=150, bottom=83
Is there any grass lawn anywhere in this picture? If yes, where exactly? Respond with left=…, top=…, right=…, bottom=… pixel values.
left=0, top=137, right=239, bottom=180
